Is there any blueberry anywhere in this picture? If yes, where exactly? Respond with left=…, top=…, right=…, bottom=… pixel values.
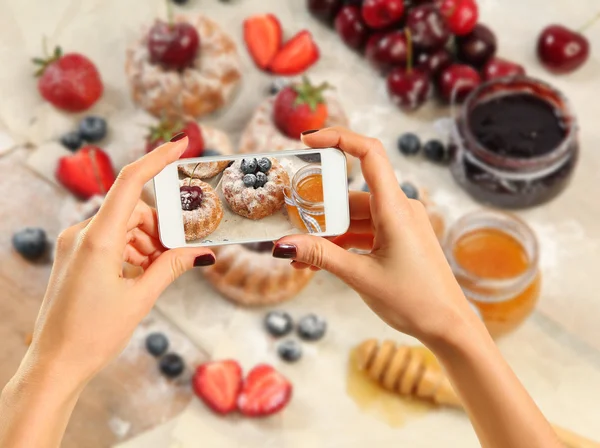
left=362, top=183, right=370, bottom=192
left=241, top=158, right=258, bottom=175
left=423, top=140, right=448, bottom=163
left=146, top=332, right=169, bottom=357
left=60, top=131, right=83, bottom=151
left=268, top=78, right=289, bottom=95
left=398, top=133, right=421, bottom=156
left=159, top=353, right=185, bottom=378
left=243, top=173, right=257, bottom=188
left=400, top=182, right=419, bottom=200
left=278, top=339, right=302, bottom=363
left=255, top=172, right=268, bottom=188
left=297, top=314, right=327, bottom=341
left=264, top=311, right=293, bottom=337
left=12, top=228, right=47, bottom=261
left=78, top=116, right=107, bottom=142
left=257, top=158, right=272, bottom=173
left=202, top=149, right=221, bottom=157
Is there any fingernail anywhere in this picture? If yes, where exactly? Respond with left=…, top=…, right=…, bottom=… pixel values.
left=170, top=132, right=187, bottom=143
left=194, top=254, right=215, bottom=267
left=301, top=129, right=319, bottom=136
left=273, top=243, right=297, bottom=259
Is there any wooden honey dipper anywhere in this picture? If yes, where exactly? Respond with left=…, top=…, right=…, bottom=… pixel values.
left=355, top=339, right=600, bottom=448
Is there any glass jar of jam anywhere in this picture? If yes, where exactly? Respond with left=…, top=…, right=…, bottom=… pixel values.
left=444, top=210, right=541, bottom=337
left=285, top=164, right=326, bottom=233
left=450, top=76, right=578, bottom=209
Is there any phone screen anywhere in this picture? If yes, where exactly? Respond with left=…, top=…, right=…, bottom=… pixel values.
left=177, top=152, right=331, bottom=245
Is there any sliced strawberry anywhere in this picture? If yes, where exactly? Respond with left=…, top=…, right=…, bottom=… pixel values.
left=237, top=364, right=292, bottom=417
left=269, top=30, right=320, bottom=76
left=244, top=14, right=283, bottom=69
left=146, top=121, right=204, bottom=159
left=56, top=146, right=115, bottom=200
left=273, top=77, right=330, bottom=139
left=193, top=360, right=243, bottom=415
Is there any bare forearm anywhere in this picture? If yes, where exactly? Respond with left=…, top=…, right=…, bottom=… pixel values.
left=428, top=311, right=561, bottom=448
left=0, top=352, right=85, bottom=448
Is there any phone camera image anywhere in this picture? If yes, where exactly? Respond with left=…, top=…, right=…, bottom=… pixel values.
left=178, top=153, right=325, bottom=244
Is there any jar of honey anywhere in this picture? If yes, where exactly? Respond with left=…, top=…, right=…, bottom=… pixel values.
left=443, top=210, right=541, bottom=337
left=285, top=164, right=326, bottom=233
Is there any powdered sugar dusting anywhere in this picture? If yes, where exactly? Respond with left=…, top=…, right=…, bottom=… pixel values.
left=180, top=178, right=223, bottom=241
left=125, top=14, right=241, bottom=120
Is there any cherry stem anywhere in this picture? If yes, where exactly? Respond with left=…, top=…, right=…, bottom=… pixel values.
left=166, top=0, right=174, bottom=25
left=189, top=163, right=201, bottom=186
left=579, top=11, right=600, bottom=33
left=404, top=28, right=413, bottom=73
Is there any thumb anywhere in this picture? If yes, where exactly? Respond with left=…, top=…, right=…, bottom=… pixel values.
left=135, top=247, right=215, bottom=301
left=274, top=235, right=366, bottom=288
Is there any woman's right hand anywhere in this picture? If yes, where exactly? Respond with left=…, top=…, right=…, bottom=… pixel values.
left=273, top=127, right=480, bottom=346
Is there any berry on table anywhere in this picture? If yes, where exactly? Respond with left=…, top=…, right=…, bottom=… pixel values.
left=278, top=339, right=303, bottom=363
left=269, top=30, right=320, bottom=76
left=257, top=157, right=272, bottom=173
left=33, top=46, right=103, bottom=112
left=60, top=131, right=83, bottom=151
left=423, top=139, right=448, bottom=163
left=537, top=24, right=591, bottom=74
left=241, top=158, right=258, bottom=174
left=335, top=6, right=370, bottom=51
left=297, top=314, right=327, bottom=341
left=237, top=364, right=292, bottom=417
left=145, top=332, right=169, bottom=357
left=78, top=116, right=107, bottom=142
left=308, top=0, right=343, bottom=25
left=406, top=5, right=450, bottom=51
left=56, top=146, right=116, bottom=200
left=456, top=24, right=497, bottom=68
left=365, top=30, right=409, bottom=74
left=361, top=0, right=405, bottom=30
left=193, top=360, right=243, bottom=415
left=398, top=133, right=421, bottom=155
left=416, top=48, right=452, bottom=76
left=12, top=228, right=48, bottom=261
left=255, top=172, right=268, bottom=188
left=482, top=57, right=526, bottom=81
left=438, top=0, right=478, bottom=36
left=243, top=14, right=282, bottom=70
left=400, top=181, right=419, bottom=199
left=159, top=353, right=185, bottom=378
left=264, top=310, right=293, bottom=337
left=148, top=20, right=200, bottom=70
left=437, top=63, right=481, bottom=103
left=387, top=67, right=431, bottom=111
left=243, top=173, right=257, bottom=188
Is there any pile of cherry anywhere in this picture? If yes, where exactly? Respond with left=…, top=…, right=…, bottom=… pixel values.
left=308, top=0, right=593, bottom=111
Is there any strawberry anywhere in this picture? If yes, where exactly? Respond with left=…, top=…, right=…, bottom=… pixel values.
left=237, top=364, right=292, bottom=417
left=56, top=146, right=115, bottom=200
left=243, top=14, right=283, bottom=69
left=192, top=360, right=243, bottom=415
left=33, top=46, right=103, bottom=112
left=146, top=120, right=204, bottom=159
left=273, top=77, right=330, bottom=139
left=269, top=30, right=320, bottom=76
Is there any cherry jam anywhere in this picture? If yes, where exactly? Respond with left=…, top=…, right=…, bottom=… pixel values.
left=450, top=77, right=578, bottom=209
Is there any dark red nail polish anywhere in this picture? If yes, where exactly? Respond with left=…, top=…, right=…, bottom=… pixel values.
left=273, top=243, right=297, bottom=259
left=170, top=132, right=187, bottom=142
left=301, top=129, right=319, bottom=136
left=194, top=254, right=215, bottom=267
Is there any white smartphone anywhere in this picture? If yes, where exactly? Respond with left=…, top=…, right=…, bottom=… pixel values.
left=153, top=148, right=350, bottom=248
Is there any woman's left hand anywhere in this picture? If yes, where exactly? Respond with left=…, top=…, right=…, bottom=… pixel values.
left=28, top=137, right=215, bottom=385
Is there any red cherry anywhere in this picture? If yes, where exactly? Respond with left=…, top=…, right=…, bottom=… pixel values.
left=437, top=0, right=478, bottom=36
left=361, top=0, right=405, bottom=29
left=416, top=48, right=452, bottom=76
left=406, top=5, right=450, bottom=51
left=335, top=6, right=371, bottom=51
left=365, top=30, right=409, bottom=74
left=387, top=67, right=431, bottom=111
left=483, top=57, right=526, bottom=81
left=308, top=0, right=343, bottom=25
left=437, top=63, right=481, bottom=103
left=148, top=20, right=200, bottom=70
left=456, top=23, right=497, bottom=68
left=537, top=25, right=590, bottom=74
